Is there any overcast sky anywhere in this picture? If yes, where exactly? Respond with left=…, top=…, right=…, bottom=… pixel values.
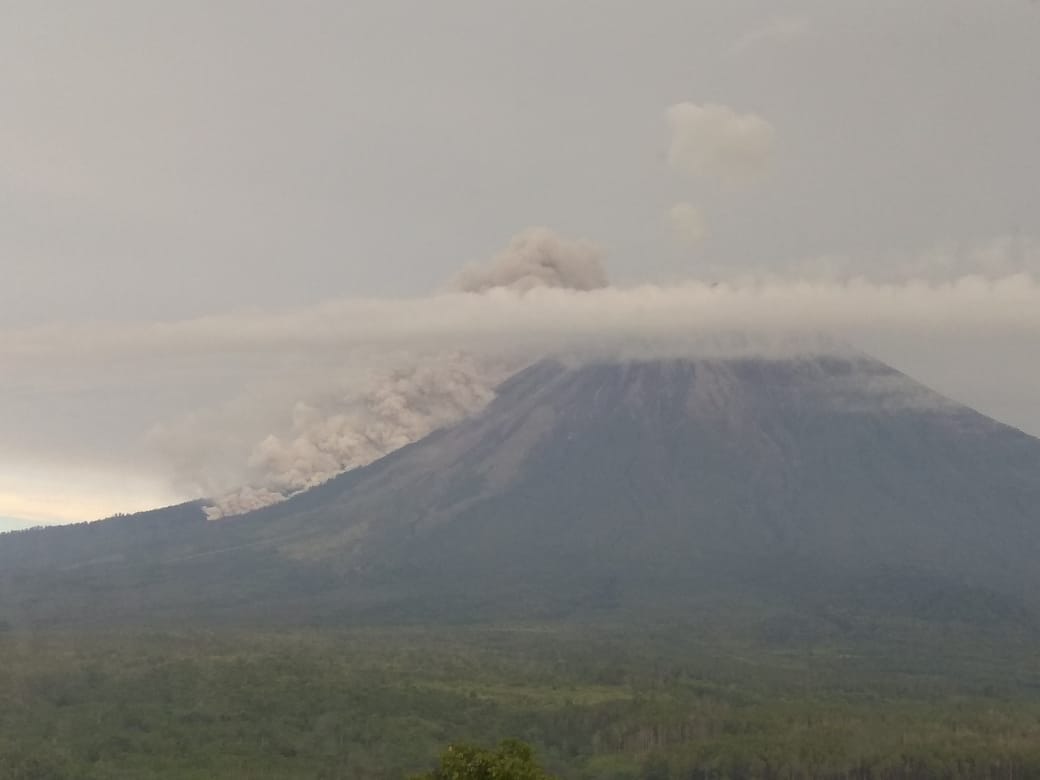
left=2, top=1, right=1039, bottom=526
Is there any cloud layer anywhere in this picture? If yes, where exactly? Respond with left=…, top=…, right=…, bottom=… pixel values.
left=7, top=272, right=1038, bottom=362
left=3, top=228, right=1040, bottom=521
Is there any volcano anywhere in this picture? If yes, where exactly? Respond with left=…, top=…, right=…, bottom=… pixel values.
left=3, top=353, right=1040, bottom=628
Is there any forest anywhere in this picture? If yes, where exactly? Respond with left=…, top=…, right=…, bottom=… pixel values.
left=4, top=618, right=1040, bottom=779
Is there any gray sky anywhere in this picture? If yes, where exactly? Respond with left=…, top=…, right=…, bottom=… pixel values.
left=2, top=1, right=1039, bottom=526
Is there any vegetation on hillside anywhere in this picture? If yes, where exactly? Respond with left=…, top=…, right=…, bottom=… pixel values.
left=412, top=740, right=552, bottom=780
left=3, top=621, right=1040, bottom=779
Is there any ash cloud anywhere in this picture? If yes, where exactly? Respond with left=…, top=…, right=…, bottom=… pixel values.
left=169, top=228, right=604, bottom=517
left=145, top=352, right=517, bottom=519
left=455, top=227, right=608, bottom=293
left=666, top=102, right=776, bottom=185
left=4, top=232, right=1040, bottom=521
left=204, top=353, right=514, bottom=517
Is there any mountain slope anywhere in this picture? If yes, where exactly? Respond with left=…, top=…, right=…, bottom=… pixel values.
left=2, top=353, right=1040, bottom=628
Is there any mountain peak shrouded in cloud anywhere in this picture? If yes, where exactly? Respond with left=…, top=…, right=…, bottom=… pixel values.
left=2, top=13, right=1039, bottom=530
left=6, top=352, right=1040, bottom=630
left=455, top=227, right=608, bottom=293
left=4, top=238, right=1040, bottom=523
left=195, top=228, right=609, bottom=517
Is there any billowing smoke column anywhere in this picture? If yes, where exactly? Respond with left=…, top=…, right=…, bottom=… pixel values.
left=203, top=228, right=607, bottom=518
left=206, top=353, right=511, bottom=517
left=455, top=227, right=607, bottom=293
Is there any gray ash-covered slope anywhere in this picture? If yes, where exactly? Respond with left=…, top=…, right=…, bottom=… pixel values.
left=3, top=353, right=1040, bottom=627
left=241, top=355, right=1040, bottom=614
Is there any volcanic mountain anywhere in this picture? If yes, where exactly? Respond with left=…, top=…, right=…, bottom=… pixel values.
left=3, top=352, right=1040, bottom=629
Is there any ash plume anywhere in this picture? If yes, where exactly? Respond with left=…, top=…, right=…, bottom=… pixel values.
left=203, top=353, right=517, bottom=518
left=5, top=227, right=1040, bottom=522
left=455, top=227, right=608, bottom=293
left=197, top=228, right=604, bottom=517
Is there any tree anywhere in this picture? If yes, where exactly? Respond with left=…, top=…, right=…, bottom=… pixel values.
left=413, top=739, right=553, bottom=780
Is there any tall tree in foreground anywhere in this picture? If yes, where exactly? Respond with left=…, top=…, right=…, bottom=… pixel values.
left=413, top=739, right=553, bottom=780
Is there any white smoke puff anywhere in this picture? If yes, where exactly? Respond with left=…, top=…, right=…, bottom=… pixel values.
left=666, top=102, right=775, bottom=185
left=455, top=227, right=608, bottom=293
left=667, top=202, right=709, bottom=247
left=205, top=352, right=516, bottom=517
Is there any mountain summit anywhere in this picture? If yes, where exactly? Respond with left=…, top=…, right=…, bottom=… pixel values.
left=3, top=353, right=1040, bottom=628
